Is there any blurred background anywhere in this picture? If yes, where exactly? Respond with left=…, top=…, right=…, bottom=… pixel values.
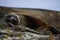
left=0, top=0, right=60, bottom=11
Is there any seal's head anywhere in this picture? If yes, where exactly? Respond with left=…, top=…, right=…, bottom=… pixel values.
left=3, top=13, right=20, bottom=26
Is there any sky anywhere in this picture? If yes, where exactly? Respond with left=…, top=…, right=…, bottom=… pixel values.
left=0, top=0, right=60, bottom=11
